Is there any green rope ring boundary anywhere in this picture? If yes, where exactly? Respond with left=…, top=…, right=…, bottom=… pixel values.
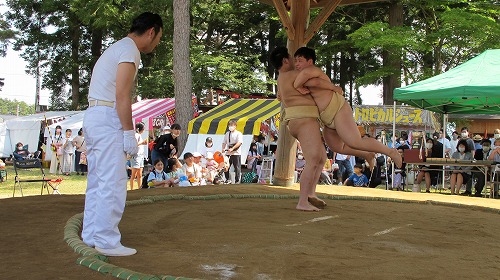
left=64, top=193, right=500, bottom=279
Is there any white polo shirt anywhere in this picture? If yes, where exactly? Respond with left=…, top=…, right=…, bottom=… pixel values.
left=223, top=129, right=243, bottom=156
left=88, top=37, right=140, bottom=102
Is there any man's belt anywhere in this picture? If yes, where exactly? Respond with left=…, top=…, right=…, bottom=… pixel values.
left=88, top=99, right=115, bottom=108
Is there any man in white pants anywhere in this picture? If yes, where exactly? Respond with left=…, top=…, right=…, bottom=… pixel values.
left=82, top=12, right=163, bottom=257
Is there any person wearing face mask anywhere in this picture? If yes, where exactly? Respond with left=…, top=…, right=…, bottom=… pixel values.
left=450, top=131, right=460, bottom=155
left=413, top=138, right=444, bottom=193
left=487, top=138, right=500, bottom=198
left=473, top=139, right=493, bottom=197
left=435, top=130, right=451, bottom=156
left=295, top=151, right=306, bottom=181
left=222, top=120, right=243, bottom=184
left=489, top=128, right=500, bottom=149
left=459, top=127, right=476, bottom=196
left=246, top=143, right=261, bottom=172
left=199, top=137, right=215, bottom=160
left=449, top=139, right=473, bottom=195
left=152, top=123, right=181, bottom=168
left=49, top=125, right=64, bottom=174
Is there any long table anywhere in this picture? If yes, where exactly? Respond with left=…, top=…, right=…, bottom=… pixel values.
left=403, top=159, right=496, bottom=195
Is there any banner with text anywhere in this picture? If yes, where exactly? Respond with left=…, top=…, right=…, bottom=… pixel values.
left=354, top=106, right=438, bottom=128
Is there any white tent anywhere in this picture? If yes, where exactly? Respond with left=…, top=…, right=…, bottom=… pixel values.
left=44, top=112, right=85, bottom=161
left=0, top=123, right=12, bottom=157
left=2, top=111, right=80, bottom=158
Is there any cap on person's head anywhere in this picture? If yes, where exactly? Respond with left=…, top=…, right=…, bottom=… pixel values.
left=163, top=125, right=171, bottom=131
left=206, top=137, right=213, bottom=143
left=192, top=152, right=202, bottom=158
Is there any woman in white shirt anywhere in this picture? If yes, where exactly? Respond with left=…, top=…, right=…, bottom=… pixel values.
left=129, top=122, right=148, bottom=190
left=49, top=125, right=64, bottom=174
left=61, top=129, right=75, bottom=175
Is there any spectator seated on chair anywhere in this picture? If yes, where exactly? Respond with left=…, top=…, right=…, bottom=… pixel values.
left=13, top=142, right=31, bottom=160
left=246, top=143, right=262, bottom=174
left=449, top=139, right=473, bottom=195
left=413, top=137, right=444, bottom=193
left=295, top=151, right=306, bottom=181
left=319, top=158, right=333, bottom=185
left=344, top=164, right=368, bottom=187
left=473, top=139, right=493, bottom=197
left=387, top=146, right=407, bottom=190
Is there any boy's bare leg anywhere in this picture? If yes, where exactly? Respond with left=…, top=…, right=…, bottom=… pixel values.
left=323, top=128, right=377, bottom=171
left=333, top=104, right=403, bottom=168
left=288, top=118, right=325, bottom=211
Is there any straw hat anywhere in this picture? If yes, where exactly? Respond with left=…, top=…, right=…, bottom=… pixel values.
left=472, top=134, right=483, bottom=141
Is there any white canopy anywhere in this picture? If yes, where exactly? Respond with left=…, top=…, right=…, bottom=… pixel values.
left=2, top=111, right=80, bottom=158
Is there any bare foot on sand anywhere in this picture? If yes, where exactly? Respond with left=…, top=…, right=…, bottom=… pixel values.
left=308, top=196, right=327, bottom=209
left=296, top=202, right=320, bottom=212
left=388, top=149, right=403, bottom=168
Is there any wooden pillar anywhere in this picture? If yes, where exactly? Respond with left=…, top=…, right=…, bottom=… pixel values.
left=273, top=0, right=310, bottom=186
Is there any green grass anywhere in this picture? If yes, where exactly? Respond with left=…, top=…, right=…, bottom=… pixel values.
left=0, top=166, right=88, bottom=198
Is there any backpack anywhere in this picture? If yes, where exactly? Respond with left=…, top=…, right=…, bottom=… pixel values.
left=241, top=171, right=258, bottom=184
left=141, top=170, right=166, bottom=189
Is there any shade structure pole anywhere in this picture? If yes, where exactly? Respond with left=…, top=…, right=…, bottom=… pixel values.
left=442, top=114, right=447, bottom=191
left=391, top=101, right=396, bottom=190
left=273, top=0, right=310, bottom=186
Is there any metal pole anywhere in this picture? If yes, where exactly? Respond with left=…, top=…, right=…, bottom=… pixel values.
left=392, top=101, right=396, bottom=190
left=442, top=114, right=447, bottom=191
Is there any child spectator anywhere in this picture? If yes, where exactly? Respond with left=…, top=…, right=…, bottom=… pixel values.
left=147, top=159, right=174, bottom=188
left=344, top=164, right=369, bottom=187
left=13, top=142, right=30, bottom=160
left=182, top=152, right=203, bottom=186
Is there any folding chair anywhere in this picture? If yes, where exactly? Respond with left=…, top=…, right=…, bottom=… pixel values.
left=485, top=164, right=500, bottom=198
left=13, top=158, right=55, bottom=197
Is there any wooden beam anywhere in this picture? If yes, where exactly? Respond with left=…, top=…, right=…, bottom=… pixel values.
left=271, top=0, right=295, bottom=39
left=304, top=0, right=341, bottom=44
left=313, top=0, right=387, bottom=8
left=258, top=0, right=387, bottom=9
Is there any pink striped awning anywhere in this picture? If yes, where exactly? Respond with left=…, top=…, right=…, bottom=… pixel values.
left=132, top=98, right=175, bottom=122
left=132, top=97, right=198, bottom=129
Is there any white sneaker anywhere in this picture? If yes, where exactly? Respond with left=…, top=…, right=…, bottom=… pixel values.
left=95, top=245, right=137, bottom=256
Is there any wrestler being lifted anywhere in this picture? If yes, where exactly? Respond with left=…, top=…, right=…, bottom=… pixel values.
left=270, top=47, right=332, bottom=211
left=293, top=47, right=402, bottom=170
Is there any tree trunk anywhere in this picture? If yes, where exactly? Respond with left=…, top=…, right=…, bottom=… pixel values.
left=173, top=0, right=193, bottom=154
left=70, top=15, right=80, bottom=110
left=90, top=28, right=103, bottom=70
left=382, top=0, right=403, bottom=105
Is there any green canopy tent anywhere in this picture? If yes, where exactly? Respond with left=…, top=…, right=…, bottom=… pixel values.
left=394, top=49, right=500, bottom=114
left=393, top=49, right=500, bottom=191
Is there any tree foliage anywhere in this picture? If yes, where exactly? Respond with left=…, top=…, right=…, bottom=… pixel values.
left=3, top=0, right=500, bottom=110
left=0, top=97, right=35, bottom=115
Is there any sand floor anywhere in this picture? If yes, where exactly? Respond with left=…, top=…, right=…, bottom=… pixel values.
left=1, top=184, right=499, bottom=279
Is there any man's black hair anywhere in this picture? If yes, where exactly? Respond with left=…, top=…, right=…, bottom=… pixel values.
left=294, top=47, right=316, bottom=64
left=170, top=123, right=181, bottom=130
left=183, top=152, right=193, bottom=160
left=130, top=12, right=163, bottom=37
left=270, top=47, right=289, bottom=70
